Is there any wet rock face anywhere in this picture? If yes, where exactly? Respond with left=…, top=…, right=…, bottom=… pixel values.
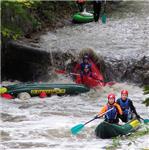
left=2, top=41, right=149, bottom=85
left=1, top=41, right=50, bottom=82
left=104, top=56, right=149, bottom=85
left=1, top=40, right=75, bottom=82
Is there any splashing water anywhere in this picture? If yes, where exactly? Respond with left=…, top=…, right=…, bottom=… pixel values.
left=1, top=1, right=149, bottom=150
left=0, top=81, right=149, bottom=150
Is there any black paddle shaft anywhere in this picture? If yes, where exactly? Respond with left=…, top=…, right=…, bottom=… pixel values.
left=84, top=107, right=114, bottom=126
left=84, top=118, right=96, bottom=126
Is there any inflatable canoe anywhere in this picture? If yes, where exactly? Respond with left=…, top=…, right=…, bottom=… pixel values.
left=0, top=83, right=90, bottom=98
left=73, top=11, right=94, bottom=23
left=95, top=119, right=141, bottom=139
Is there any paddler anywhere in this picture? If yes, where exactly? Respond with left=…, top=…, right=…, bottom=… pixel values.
left=76, top=0, right=86, bottom=12
left=93, top=0, right=102, bottom=22
left=74, top=55, right=91, bottom=74
left=73, top=55, right=97, bottom=83
left=116, top=90, right=141, bottom=122
left=95, top=93, right=123, bottom=124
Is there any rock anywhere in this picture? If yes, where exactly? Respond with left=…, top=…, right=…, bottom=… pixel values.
left=104, top=55, right=149, bottom=85
left=17, top=92, right=31, bottom=100
left=2, top=40, right=149, bottom=85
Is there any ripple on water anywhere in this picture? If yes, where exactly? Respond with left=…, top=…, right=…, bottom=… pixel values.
left=1, top=1, right=149, bottom=149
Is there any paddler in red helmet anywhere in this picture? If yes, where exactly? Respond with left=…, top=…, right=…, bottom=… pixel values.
left=95, top=93, right=123, bottom=124
left=116, top=90, right=141, bottom=122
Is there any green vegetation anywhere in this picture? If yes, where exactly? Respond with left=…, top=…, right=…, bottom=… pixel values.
left=1, top=0, right=76, bottom=40
left=106, top=127, right=149, bottom=150
left=106, top=137, right=121, bottom=150
left=1, top=1, right=120, bottom=40
left=143, top=85, right=149, bottom=106
left=1, top=0, right=41, bottom=39
left=128, top=126, right=149, bottom=139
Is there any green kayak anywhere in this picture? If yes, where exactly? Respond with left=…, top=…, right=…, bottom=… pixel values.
left=95, top=119, right=141, bottom=139
left=73, top=11, right=94, bottom=23
left=1, top=83, right=90, bottom=97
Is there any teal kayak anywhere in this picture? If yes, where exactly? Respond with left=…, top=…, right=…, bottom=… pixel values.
left=73, top=11, right=94, bottom=23
left=1, top=83, right=90, bottom=97
left=95, top=119, right=141, bottom=139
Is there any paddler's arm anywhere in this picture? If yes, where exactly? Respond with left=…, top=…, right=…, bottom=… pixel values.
left=94, top=105, right=107, bottom=119
left=73, top=63, right=81, bottom=73
left=129, top=100, right=140, bottom=118
left=114, top=103, right=123, bottom=115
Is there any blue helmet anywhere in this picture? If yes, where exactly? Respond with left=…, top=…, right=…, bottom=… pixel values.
left=83, top=55, right=89, bottom=61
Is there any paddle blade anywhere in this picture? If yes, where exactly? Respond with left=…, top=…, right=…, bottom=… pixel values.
left=71, top=124, right=84, bottom=135
left=143, top=119, right=149, bottom=124
left=105, top=81, right=116, bottom=86
left=55, top=69, right=66, bottom=74
left=101, top=14, right=106, bottom=24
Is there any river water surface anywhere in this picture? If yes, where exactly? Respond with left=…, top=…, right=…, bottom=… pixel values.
left=1, top=1, right=149, bottom=150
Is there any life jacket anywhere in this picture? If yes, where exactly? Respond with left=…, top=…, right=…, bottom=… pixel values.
left=80, top=63, right=92, bottom=74
left=80, top=63, right=92, bottom=77
left=119, top=98, right=130, bottom=115
left=105, top=105, right=117, bottom=122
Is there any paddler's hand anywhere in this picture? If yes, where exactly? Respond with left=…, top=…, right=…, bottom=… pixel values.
left=136, top=114, right=141, bottom=119
left=94, top=115, right=100, bottom=119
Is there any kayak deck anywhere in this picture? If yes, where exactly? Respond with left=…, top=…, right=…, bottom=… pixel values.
left=95, top=119, right=141, bottom=139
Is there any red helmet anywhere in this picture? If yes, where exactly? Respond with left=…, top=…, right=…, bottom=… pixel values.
left=108, top=93, right=115, bottom=100
left=121, top=90, right=128, bottom=95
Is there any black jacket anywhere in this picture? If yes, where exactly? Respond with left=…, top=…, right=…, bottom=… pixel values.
left=116, top=98, right=138, bottom=115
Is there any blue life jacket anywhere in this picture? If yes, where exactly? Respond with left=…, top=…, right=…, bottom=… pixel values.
left=105, top=105, right=117, bottom=121
left=119, top=98, right=130, bottom=116
left=80, top=63, right=92, bottom=75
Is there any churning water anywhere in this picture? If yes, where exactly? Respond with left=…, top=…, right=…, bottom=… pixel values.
left=1, top=1, right=149, bottom=150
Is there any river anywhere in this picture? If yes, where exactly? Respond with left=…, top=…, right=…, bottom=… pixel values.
left=1, top=1, right=149, bottom=150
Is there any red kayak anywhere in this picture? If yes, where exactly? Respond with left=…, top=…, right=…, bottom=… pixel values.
left=55, top=58, right=115, bottom=88
left=73, top=59, right=105, bottom=87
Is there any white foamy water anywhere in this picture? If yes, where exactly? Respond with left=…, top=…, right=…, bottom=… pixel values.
left=1, top=1, right=149, bottom=150
left=39, top=2, right=149, bottom=60
left=0, top=82, right=149, bottom=150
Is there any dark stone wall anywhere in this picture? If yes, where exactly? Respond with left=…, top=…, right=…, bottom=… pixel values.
left=1, top=41, right=50, bottom=82
left=1, top=41, right=149, bottom=85
left=104, top=56, right=149, bottom=85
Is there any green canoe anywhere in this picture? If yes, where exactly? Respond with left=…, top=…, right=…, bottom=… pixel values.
left=1, top=83, right=90, bottom=97
left=73, top=11, right=94, bottom=23
left=95, top=119, right=141, bottom=139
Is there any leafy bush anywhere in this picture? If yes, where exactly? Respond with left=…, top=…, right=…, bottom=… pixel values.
left=1, top=0, right=41, bottom=39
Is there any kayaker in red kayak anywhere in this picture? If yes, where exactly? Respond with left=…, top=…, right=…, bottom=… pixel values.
left=95, top=93, right=123, bottom=124
left=116, top=90, right=141, bottom=122
left=73, top=55, right=98, bottom=84
left=74, top=55, right=91, bottom=71
left=73, top=55, right=91, bottom=77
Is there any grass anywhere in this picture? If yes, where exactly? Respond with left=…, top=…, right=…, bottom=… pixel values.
left=106, top=126, right=149, bottom=150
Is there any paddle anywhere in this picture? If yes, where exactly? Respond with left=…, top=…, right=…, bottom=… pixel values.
left=140, top=117, right=149, bottom=124
left=101, top=0, right=106, bottom=24
left=55, top=69, right=115, bottom=86
left=71, top=108, right=113, bottom=135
